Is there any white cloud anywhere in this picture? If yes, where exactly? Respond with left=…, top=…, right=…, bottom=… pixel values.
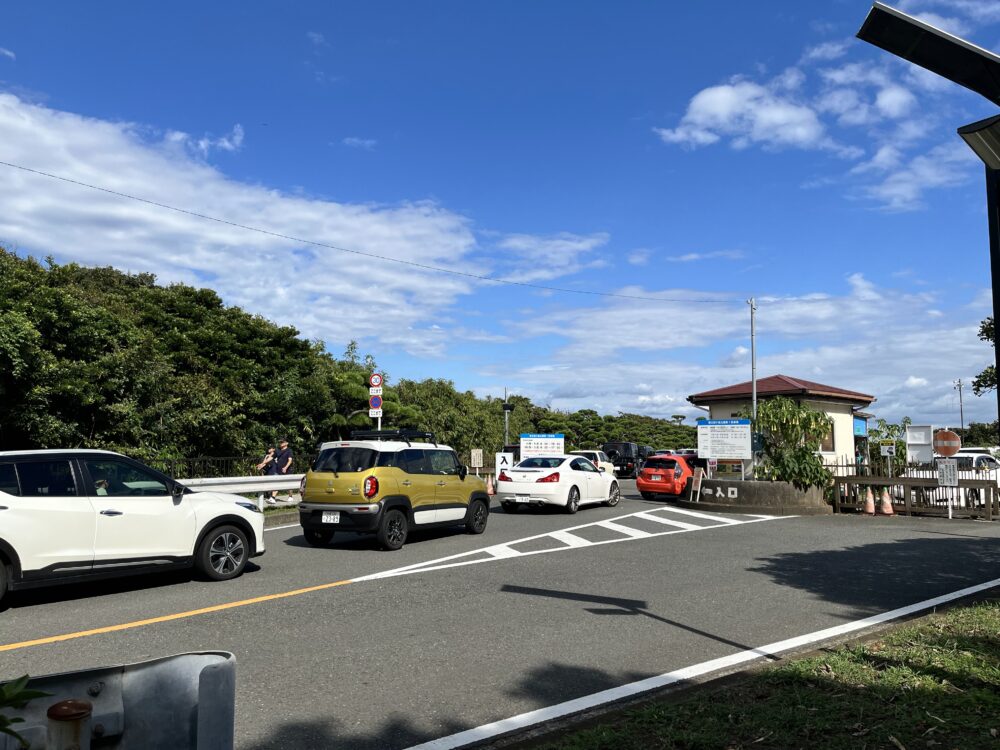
left=342, top=136, right=377, bottom=150
left=494, top=232, right=609, bottom=283
left=851, top=145, right=903, bottom=175
left=905, top=376, right=929, bottom=387
left=0, top=48, right=14, bottom=62
left=666, top=250, right=743, bottom=263
left=627, top=249, right=651, bottom=266
left=874, top=85, right=917, bottom=118
left=0, top=92, right=487, bottom=358
left=864, top=141, right=977, bottom=211
left=165, top=123, right=244, bottom=158
left=306, top=31, right=328, bottom=48
left=801, top=41, right=849, bottom=63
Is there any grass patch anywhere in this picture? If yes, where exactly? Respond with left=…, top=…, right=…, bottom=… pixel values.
left=535, top=601, right=1000, bottom=750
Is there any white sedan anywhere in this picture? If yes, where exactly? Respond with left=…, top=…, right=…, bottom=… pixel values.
left=496, top=455, right=621, bottom=514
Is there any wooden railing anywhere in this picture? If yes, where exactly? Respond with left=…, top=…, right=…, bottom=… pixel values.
left=832, top=475, right=997, bottom=521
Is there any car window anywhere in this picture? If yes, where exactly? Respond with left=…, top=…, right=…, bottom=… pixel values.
left=15, top=460, right=79, bottom=497
left=429, top=450, right=461, bottom=475
left=644, top=458, right=678, bottom=471
left=313, top=447, right=377, bottom=473
left=598, top=452, right=609, bottom=462
left=0, top=463, right=19, bottom=495
left=400, top=449, right=432, bottom=474
left=517, top=457, right=564, bottom=469
left=570, top=458, right=598, bottom=473
left=956, top=456, right=974, bottom=470
left=976, top=456, right=999, bottom=470
left=84, top=459, right=168, bottom=497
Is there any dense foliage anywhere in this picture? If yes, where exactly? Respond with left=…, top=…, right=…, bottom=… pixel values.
left=973, top=316, right=995, bottom=396
left=741, top=397, right=832, bottom=490
left=0, top=249, right=695, bottom=464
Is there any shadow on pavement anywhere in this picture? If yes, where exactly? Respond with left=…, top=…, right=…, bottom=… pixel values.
left=240, top=714, right=470, bottom=750
left=750, top=535, right=1000, bottom=617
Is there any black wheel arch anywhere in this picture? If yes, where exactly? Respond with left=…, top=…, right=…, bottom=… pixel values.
left=0, top=538, right=21, bottom=582
left=379, top=495, right=414, bottom=522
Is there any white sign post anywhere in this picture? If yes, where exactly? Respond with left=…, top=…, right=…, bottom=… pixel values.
left=470, top=448, right=483, bottom=475
left=520, top=433, right=565, bottom=458
left=937, top=457, right=958, bottom=520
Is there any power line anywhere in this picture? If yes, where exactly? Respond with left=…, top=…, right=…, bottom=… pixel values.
left=0, top=158, right=835, bottom=308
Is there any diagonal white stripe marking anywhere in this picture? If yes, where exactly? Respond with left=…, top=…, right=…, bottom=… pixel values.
left=598, top=520, right=652, bottom=538
left=634, top=512, right=703, bottom=531
left=550, top=530, right=590, bottom=548
left=486, top=545, right=520, bottom=559
left=655, top=506, right=745, bottom=524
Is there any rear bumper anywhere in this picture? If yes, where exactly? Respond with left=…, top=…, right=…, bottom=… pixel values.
left=495, top=484, right=565, bottom=506
left=299, top=501, right=383, bottom=533
left=636, top=478, right=685, bottom=495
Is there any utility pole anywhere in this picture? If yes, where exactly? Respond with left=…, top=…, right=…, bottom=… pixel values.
left=502, top=387, right=514, bottom=447
left=955, top=378, right=965, bottom=432
left=748, top=297, right=757, bottom=476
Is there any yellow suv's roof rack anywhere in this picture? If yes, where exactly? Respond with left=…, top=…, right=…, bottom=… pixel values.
left=350, top=429, right=437, bottom=445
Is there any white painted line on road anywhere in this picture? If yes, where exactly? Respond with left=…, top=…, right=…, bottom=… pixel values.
left=549, top=530, right=589, bottom=548
left=486, top=545, right=520, bottom=559
left=656, top=506, right=747, bottom=524
left=633, top=512, right=702, bottom=531
left=264, top=523, right=299, bottom=532
left=597, top=520, right=652, bottom=538
left=405, top=575, right=1000, bottom=750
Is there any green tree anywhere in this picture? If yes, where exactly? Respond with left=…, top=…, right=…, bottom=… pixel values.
left=740, top=397, right=833, bottom=490
left=973, top=317, right=995, bottom=396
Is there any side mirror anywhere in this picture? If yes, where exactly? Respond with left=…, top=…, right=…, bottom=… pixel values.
left=459, top=465, right=469, bottom=479
left=598, top=467, right=606, bottom=473
left=172, top=483, right=186, bottom=498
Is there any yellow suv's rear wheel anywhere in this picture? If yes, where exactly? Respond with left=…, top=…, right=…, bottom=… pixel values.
left=377, top=508, right=408, bottom=550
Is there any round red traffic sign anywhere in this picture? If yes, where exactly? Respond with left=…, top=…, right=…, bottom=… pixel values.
left=369, top=373, right=383, bottom=387
left=369, top=395, right=383, bottom=410
left=933, top=429, right=961, bottom=457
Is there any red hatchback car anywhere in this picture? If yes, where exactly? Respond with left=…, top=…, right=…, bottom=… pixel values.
left=636, top=455, right=693, bottom=499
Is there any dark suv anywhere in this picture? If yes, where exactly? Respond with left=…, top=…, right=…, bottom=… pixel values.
left=601, top=441, right=642, bottom=478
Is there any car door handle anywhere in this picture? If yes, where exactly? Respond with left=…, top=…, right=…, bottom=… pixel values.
left=100, top=509, right=123, bottom=516
left=401, top=480, right=412, bottom=487
left=436, top=481, right=447, bottom=486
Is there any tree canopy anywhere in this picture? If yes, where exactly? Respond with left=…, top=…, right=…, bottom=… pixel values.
left=0, top=249, right=695, bottom=463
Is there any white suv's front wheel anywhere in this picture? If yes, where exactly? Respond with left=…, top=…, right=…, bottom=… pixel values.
left=197, top=525, right=249, bottom=581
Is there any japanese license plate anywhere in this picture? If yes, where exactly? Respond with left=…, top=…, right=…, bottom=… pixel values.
left=515, top=495, right=529, bottom=503
left=650, top=475, right=662, bottom=481
left=321, top=511, right=340, bottom=524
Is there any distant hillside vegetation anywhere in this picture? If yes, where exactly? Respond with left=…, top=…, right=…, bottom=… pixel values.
left=0, top=248, right=695, bottom=461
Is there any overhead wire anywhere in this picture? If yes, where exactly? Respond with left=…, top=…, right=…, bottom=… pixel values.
left=0, top=158, right=829, bottom=307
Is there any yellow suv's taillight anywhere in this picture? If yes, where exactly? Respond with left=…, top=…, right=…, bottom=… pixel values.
left=363, top=476, right=379, bottom=498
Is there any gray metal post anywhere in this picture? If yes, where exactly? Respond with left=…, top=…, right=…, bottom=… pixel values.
left=748, top=297, right=757, bottom=476
left=954, top=378, right=965, bottom=432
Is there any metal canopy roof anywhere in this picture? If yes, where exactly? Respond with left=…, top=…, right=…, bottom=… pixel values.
left=857, top=2, right=1000, bottom=106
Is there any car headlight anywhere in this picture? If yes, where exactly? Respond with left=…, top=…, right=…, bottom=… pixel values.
left=236, top=500, right=262, bottom=513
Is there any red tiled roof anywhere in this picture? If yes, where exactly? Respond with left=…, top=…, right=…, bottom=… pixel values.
left=688, top=374, right=875, bottom=405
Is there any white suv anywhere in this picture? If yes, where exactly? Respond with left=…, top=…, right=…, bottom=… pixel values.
left=0, top=450, right=265, bottom=605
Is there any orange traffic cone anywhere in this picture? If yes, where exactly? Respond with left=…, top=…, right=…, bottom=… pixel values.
left=879, top=489, right=894, bottom=516
left=864, top=488, right=875, bottom=515
left=486, top=475, right=495, bottom=496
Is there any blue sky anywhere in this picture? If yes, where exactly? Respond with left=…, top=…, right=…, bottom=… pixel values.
left=2, top=1, right=1000, bottom=431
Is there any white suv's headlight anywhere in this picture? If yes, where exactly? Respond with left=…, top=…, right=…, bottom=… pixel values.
left=236, top=500, right=262, bottom=513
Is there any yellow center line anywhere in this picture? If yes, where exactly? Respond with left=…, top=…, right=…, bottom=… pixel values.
left=0, top=578, right=354, bottom=653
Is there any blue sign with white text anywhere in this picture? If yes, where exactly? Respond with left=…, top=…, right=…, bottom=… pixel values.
left=700, top=419, right=751, bottom=426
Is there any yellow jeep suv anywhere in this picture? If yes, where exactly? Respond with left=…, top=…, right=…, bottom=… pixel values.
left=298, top=430, right=490, bottom=550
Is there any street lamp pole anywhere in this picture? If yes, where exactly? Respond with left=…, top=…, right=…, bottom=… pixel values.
left=748, top=297, right=757, bottom=476
left=985, top=165, right=1000, bottom=441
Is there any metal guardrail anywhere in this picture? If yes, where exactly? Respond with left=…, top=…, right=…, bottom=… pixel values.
left=179, top=474, right=304, bottom=495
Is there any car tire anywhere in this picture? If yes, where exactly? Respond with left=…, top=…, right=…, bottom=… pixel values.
left=605, top=482, right=621, bottom=507
left=377, top=508, right=408, bottom=551
left=304, top=528, right=334, bottom=547
left=640, top=491, right=655, bottom=500
left=0, top=562, right=7, bottom=608
left=501, top=501, right=519, bottom=513
left=196, top=525, right=249, bottom=581
left=565, top=487, right=580, bottom=514
left=465, top=499, right=489, bottom=534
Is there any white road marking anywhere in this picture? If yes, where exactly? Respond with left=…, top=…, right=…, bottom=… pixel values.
left=633, top=512, right=702, bottom=531
left=549, top=530, right=589, bottom=548
left=597, top=520, right=652, bottom=538
left=405, top=575, right=1000, bottom=750
left=354, top=512, right=791, bottom=582
left=656, top=506, right=746, bottom=524
left=264, top=523, right=299, bottom=532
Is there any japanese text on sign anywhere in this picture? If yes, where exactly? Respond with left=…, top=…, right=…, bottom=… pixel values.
left=937, top=458, right=958, bottom=487
left=697, top=419, right=752, bottom=460
left=520, top=433, right=565, bottom=458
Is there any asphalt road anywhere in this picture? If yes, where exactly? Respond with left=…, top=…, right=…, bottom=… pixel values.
left=3, top=482, right=1000, bottom=749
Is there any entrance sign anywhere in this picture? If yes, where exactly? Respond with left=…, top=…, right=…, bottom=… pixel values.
left=520, top=433, right=565, bottom=458
left=495, top=452, right=514, bottom=472
left=933, top=430, right=962, bottom=457
left=697, top=419, right=752, bottom=460
left=937, top=458, right=958, bottom=487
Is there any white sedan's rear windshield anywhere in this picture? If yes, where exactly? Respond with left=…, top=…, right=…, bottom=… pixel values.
left=517, top=457, right=565, bottom=469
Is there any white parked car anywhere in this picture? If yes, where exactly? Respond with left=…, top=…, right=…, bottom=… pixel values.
left=0, top=449, right=266, bottom=605
left=496, top=455, right=620, bottom=513
left=568, top=450, right=615, bottom=475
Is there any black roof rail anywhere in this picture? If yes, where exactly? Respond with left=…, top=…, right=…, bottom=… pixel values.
left=350, top=429, right=437, bottom=446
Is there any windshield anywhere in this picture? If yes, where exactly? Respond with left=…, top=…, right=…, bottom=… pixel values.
left=517, top=457, right=565, bottom=469
left=313, top=447, right=378, bottom=473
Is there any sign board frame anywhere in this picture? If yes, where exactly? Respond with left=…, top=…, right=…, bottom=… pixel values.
left=470, top=449, right=483, bottom=469
left=519, top=433, right=565, bottom=458
left=937, top=458, right=958, bottom=487
left=697, top=419, right=752, bottom=460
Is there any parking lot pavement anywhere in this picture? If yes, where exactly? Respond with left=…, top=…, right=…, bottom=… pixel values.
left=3, top=485, right=1000, bottom=749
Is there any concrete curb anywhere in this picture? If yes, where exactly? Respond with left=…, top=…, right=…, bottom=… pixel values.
left=263, top=509, right=299, bottom=527
left=668, top=498, right=834, bottom=516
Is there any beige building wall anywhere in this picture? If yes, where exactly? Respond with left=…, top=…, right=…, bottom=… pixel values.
left=704, top=397, right=857, bottom=466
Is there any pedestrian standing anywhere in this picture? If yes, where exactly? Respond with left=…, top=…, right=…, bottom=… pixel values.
left=256, top=446, right=277, bottom=508
left=271, top=437, right=294, bottom=505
